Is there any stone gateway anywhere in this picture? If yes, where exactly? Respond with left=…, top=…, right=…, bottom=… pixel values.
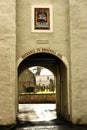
left=0, top=0, right=87, bottom=125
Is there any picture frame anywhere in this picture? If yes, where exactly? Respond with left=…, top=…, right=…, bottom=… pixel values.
left=31, top=5, right=53, bottom=33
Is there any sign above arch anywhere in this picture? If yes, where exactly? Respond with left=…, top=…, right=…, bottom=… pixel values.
left=17, top=48, right=69, bottom=69
left=22, top=48, right=62, bottom=60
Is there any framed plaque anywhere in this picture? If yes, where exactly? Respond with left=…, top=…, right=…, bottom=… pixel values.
left=31, top=5, right=53, bottom=33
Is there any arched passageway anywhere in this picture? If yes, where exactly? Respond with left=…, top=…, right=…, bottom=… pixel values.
left=17, top=50, right=70, bottom=122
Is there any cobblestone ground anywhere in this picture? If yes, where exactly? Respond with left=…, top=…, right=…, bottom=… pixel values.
left=14, top=126, right=58, bottom=130
left=13, top=104, right=87, bottom=130
left=18, top=104, right=57, bottom=122
left=13, top=125, right=87, bottom=130
left=0, top=104, right=87, bottom=130
left=1, top=124, right=87, bottom=130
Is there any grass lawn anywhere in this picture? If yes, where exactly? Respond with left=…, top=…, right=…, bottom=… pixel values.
left=20, top=90, right=56, bottom=95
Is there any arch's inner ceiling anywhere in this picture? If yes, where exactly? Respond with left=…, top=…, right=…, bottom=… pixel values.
left=18, top=53, right=61, bottom=75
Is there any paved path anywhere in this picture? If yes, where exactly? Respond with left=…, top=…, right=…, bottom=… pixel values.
left=18, top=104, right=57, bottom=122
left=0, top=104, right=87, bottom=130
left=13, top=125, right=87, bottom=130
left=13, top=104, right=87, bottom=130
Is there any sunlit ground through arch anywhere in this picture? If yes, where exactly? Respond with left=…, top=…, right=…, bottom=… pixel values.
left=18, top=103, right=57, bottom=122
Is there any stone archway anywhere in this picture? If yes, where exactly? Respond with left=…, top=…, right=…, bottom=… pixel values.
left=17, top=48, right=68, bottom=67
left=17, top=48, right=70, bottom=120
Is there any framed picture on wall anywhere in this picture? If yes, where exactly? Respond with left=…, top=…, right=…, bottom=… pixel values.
left=31, top=5, right=53, bottom=33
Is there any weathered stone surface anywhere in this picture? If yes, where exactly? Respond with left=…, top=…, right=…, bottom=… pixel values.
left=0, top=0, right=16, bottom=125
left=16, top=0, right=69, bottom=60
left=19, top=94, right=56, bottom=103
left=70, top=0, right=87, bottom=124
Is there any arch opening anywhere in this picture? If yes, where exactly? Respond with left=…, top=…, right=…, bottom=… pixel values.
left=17, top=51, right=69, bottom=122
left=19, top=66, right=56, bottom=95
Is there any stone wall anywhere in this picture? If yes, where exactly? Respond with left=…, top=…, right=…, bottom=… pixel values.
left=16, top=0, right=69, bottom=61
left=19, top=69, right=35, bottom=93
left=70, top=0, right=87, bottom=124
left=0, top=0, right=16, bottom=125
left=19, top=94, right=56, bottom=103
